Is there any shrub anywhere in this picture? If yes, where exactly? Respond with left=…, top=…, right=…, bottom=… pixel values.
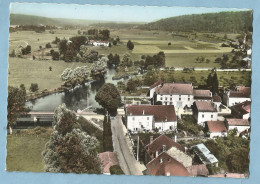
left=110, top=165, right=124, bottom=175
left=29, top=83, right=39, bottom=92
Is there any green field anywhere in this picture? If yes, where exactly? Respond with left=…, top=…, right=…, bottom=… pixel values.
left=6, top=128, right=53, bottom=172
left=9, top=57, right=90, bottom=91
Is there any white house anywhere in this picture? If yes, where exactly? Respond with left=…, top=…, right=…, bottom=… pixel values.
left=226, top=118, right=250, bottom=135
left=223, top=86, right=251, bottom=107
left=88, top=40, right=109, bottom=47
left=151, top=82, right=194, bottom=108
left=125, top=105, right=177, bottom=133
left=192, top=101, right=218, bottom=126
left=206, top=121, right=228, bottom=138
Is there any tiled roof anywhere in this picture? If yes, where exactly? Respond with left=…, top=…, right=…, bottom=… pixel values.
left=193, top=90, right=211, bottom=97
left=195, top=101, right=217, bottom=112
left=150, top=79, right=163, bottom=89
left=187, top=164, right=209, bottom=176
left=207, top=121, right=227, bottom=133
left=155, top=83, right=193, bottom=95
left=194, top=96, right=212, bottom=100
left=126, top=105, right=177, bottom=122
left=231, top=101, right=251, bottom=115
left=229, top=87, right=251, bottom=98
left=145, top=134, right=185, bottom=158
left=98, top=152, right=119, bottom=173
left=146, top=152, right=190, bottom=176
left=212, top=95, right=222, bottom=102
left=226, top=118, right=250, bottom=126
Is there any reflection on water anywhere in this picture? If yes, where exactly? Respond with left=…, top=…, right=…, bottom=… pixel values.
left=26, top=68, right=124, bottom=112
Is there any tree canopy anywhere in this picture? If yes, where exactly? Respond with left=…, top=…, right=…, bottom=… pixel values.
left=95, top=83, right=121, bottom=115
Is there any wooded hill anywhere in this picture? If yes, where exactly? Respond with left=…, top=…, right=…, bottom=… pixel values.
left=139, top=11, right=253, bottom=33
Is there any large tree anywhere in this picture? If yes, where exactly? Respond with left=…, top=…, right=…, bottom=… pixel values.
left=8, top=85, right=28, bottom=134
left=91, top=57, right=108, bottom=79
left=95, top=83, right=121, bottom=115
left=206, top=70, right=219, bottom=94
left=127, top=40, right=134, bottom=50
left=43, top=104, right=100, bottom=173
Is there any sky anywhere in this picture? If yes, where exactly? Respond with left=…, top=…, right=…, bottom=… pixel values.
left=10, top=3, right=249, bottom=23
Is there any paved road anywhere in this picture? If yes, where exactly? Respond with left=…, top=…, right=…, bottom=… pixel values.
left=111, top=116, right=145, bottom=175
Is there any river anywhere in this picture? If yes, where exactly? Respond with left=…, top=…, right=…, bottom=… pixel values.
left=26, top=67, right=124, bottom=112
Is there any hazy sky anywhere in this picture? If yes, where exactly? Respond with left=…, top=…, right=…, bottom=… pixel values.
left=10, top=3, right=249, bottom=23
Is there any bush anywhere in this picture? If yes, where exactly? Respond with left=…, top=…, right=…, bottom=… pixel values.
left=46, top=43, right=52, bottom=48
left=110, top=165, right=124, bottom=175
left=29, top=83, right=39, bottom=92
left=127, top=40, right=134, bottom=50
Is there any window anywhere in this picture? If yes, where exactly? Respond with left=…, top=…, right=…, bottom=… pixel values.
left=179, top=97, right=181, bottom=101
left=132, top=117, right=135, bottom=120
left=211, top=115, right=213, bottom=118
left=160, top=97, right=163, bottom=100
left=188, top=98, right=190, bottom=101
left=147, top=117, right=149, bottom=120
left=170, top=98, right=172, bottom=101
left=202, top=114, right=204, bottom=118
left=165, top=102, right=167, bottom=105
left=170, top=102, right=172, bottom=105
left=139, top=122, right=142, bottom=125
left=165, top=97, right=167, bottom=100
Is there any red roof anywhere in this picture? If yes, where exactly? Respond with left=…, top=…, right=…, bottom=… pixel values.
left=226, top=118, right=250, bottom=126
left=146, top=152, right=190, bottom=176
left=187, top=164, right=209, bottom=176
left=231, top=101, right=251, bottom=114
left=195, top=101, right=217, bottom=112
left=207, top=121, right=227, bottom=133
left=145, top=134, right=185, bottom=159
left=98, top=152, right=119, bottom=173
left=155, top=83, right=193, bottom=95
left=212, top=95, right=222, bottom=102
left=126, top=105, right=177, bottom=122
left=150, top=79, right=163, bottom=89
left=237, top=86, right=251, bottom=96
left=230, top=91, right=250, bottom=98
left=193, top=90, right=211, bottom=97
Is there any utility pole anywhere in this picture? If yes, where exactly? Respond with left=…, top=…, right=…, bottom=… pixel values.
left=137, top=135, right=139, bottom=161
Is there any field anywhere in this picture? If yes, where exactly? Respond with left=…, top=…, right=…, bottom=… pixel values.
left=9, top=57, right=90, bottom=91
left=6, top=127, right=53, bottom=172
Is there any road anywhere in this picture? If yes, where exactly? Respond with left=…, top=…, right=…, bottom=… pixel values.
left=111, top=116, right=146, bottom=175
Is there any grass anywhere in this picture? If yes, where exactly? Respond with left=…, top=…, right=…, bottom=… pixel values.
left=6, top=127, right=53, bottom=172
left=8, top=57, right=90, bottom=91
left=154, top=70, right=251, bottom=87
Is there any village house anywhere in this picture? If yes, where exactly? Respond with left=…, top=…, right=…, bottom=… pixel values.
left=192, top=101, right=218, bottom=126
left=226, top=118, right=250, bottom=135
left=231, top=101, right=251, bottom=119
left=149, top=81, right=194, bottom=108
left=223, top=86, right=251, bottom=107
left=192, top=143, right=218, bottom=167
left=125, top=105, right=177, bottom=133
left=144, top=134, right=189, bottom=165
left=206, top=121, right=228, bottom=138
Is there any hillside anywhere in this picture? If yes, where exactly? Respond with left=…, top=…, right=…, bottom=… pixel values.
left=139, top=11, right=253, bottom=33
left=10, top=14, right=111, bottom=26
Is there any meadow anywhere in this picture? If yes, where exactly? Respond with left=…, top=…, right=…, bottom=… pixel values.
left=6, top=127, right=53, bottom=172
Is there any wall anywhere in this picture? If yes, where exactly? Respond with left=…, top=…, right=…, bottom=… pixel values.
left=197, top=112, right=218, bottom=126
left=166, top=147, right=192, bottom=168
left=154, top=121, right=177, bottom=132
left=127, top=115, right=153, bottom=132
left=228, top=97, right=251, bottom=107
left=209, top=132, right=227, bottom=139
left=229, top=125, right=250, bottom=134
left=156, top=94, right=194, bottom=108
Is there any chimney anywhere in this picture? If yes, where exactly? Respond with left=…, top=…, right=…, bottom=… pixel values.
left=162, top=145, right=166, bottom=152
left=143, top=110, right=145, bottom=115
left=165, top=116, right=168, bottom=122
left=150, top=136, right=153, bottom=144
left=156, top=151, right=159, bottom=158
left=160, top=158, right=163, bottom=163
left=174, top=135, right=177, bottom=142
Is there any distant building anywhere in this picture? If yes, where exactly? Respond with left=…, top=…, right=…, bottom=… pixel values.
left=192, top=143, right=218, bottom=167
left=87, top=40, right=109, bottom=47
left=125, top=105, right=177, bottom=133
left=226, top=118, right=250, bottom=135
left=206, top=121, right=228, bottom=138
left=192, top=101, right=218, bottom=126
left=223, top=86, right=251, bottom=107
left=231, top=101, right=251, bottom=119
left=149, top=82, right=194, bottom=108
